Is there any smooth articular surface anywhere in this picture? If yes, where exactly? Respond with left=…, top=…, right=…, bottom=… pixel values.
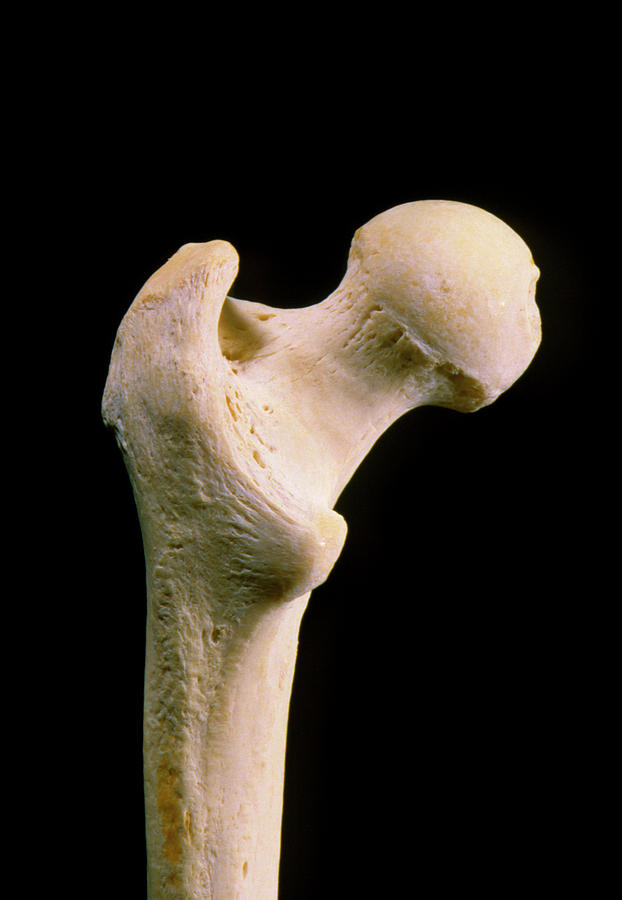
left=102, top=200, right=541, bottom=899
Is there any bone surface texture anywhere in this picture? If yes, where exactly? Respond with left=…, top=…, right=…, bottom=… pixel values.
left=102, top=200, right=541, bottom=899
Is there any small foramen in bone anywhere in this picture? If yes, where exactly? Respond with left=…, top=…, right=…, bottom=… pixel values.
left=102, top=200, right=541, bottom=900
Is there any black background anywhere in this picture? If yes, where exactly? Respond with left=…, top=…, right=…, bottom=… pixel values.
left=35, top=11, right=612, bottom=899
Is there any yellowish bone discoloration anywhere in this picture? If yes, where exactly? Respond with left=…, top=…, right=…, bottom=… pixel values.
left=156, top=755, right=183, bottom=869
